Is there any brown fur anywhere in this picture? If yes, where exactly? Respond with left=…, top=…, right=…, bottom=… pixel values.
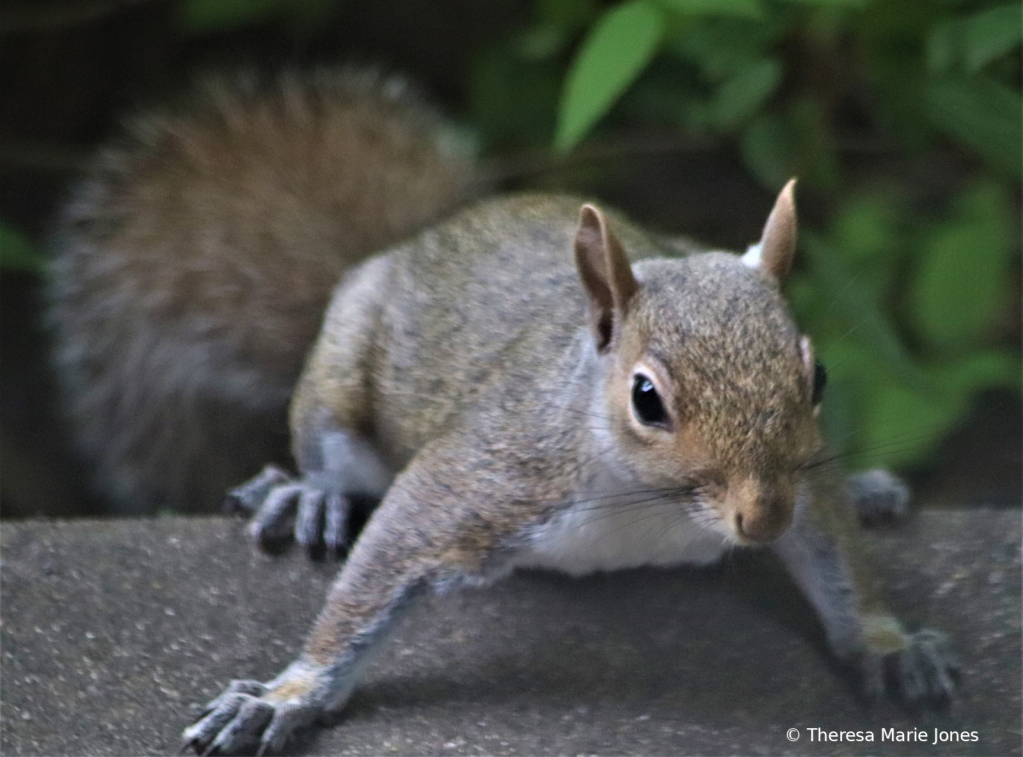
left=48, top=69, right=477, bottom=513
left=294, top=193, right=828, bottom=652
left=184, top=191, right=957, bottom=755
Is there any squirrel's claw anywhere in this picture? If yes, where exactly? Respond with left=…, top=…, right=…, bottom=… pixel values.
left=257, top=701, right=319, bottom=755
left=183, top=691, right=246, bottom=754
left=857, top=627, right=959, bottom=709
left=227, top=466, right=352, bottom=558
left=247, top=483, right=304, bottom=548
left=323, top=492, right=351, bottom=557
left=224, top=465, right=291, bottom=515
left=183, top=677, right=320, bottom=756
left=207, top=697, right=274, bottom=755
left=901, top=628, right=959, bottom=705
left=293, top=488, right=351, bottom=558
left=184, top=679, right=270, bottom=752
left=295, top=488, right=326, bottom=552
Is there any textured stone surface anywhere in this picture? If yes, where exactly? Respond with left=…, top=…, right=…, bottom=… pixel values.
left=1, top=510, right=1020, bottom=756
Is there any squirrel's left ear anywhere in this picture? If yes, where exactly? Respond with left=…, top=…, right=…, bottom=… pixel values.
left=743, top=178, right=797, bottom=282
left=575, top=204, right=639, bottom=353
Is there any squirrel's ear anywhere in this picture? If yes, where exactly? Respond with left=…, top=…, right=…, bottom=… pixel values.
left=574, top=204, right=639, bottom=353
left=744, top=179, right=797, bottom=282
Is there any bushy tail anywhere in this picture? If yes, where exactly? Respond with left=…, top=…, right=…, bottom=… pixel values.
left=48, top=68, right=478, bottom=514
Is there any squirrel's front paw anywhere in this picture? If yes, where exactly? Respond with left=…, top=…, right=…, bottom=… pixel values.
left=183, top=671, right=323, bottom=755
left=856, top=616, right=959, bottom=707
left=225, top=465, right=350, bottom=558
left=847, top=469, right=910, bottom=525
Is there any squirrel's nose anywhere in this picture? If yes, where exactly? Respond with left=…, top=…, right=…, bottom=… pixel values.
left=734, top=501, right=792, bottom=543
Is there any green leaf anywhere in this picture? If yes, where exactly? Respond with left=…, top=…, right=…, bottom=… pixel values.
left=857, top=380, right=962, bottom=468
left=911, top=181, right=1014, bottom=349
left=803, top=230, right=917, bottom=381
left=932, top=350, right=1021, bottom=396
left=827, top=191, right=907, bottom=297
left=927, top=19, right=961, bottom=74
left=858, top=349, right=1021, bottom=468
left=927, top=4, right=1021, bottom=74
left=710, top=58, right=781, bottom=128
left=833, top=193, right=901, bottom=264
left=927, top=75, right=1022, bottom=178
left=656, top=0, right=763, bottom=19
left=556, top=0, right=665, bottom=151
left=0, top=222, right=45, bottom=274
left=963, top=4, right=1022, bottom=72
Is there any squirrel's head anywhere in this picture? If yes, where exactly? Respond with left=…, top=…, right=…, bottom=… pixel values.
left=575, top=181, right=824, bottom=546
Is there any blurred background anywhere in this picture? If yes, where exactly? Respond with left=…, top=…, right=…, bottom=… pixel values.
left=1, top=0, right=1019, bottom=519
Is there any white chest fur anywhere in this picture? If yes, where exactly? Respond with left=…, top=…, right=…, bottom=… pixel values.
left=513, top=467, right=732, bottom=577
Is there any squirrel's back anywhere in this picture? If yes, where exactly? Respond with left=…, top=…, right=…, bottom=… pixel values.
left=48, top=68, right=477, bottom=513
left=301, top=194, right=683, bottom=467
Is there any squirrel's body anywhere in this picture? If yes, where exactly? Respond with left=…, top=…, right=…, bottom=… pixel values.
left=293, top=194, right=794, bottom=576
left=300, top=196, right=657, bottom=470
left=48, top=70, right=475, bottom=512
left=45, top=69, right=953, bottom=756
left=185, top=188, right=955, bottom=754
left=293, top=194, right=727, bottom=575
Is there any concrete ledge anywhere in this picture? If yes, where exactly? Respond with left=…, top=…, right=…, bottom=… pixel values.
left=2, top=511, right=1020, bottom=756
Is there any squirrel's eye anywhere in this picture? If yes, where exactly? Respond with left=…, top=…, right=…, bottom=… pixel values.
left=632, top=375, right=669, bottom=427
left=812, top=360, right=827, bottom=405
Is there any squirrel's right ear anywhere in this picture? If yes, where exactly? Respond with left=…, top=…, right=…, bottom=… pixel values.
left=574, top=204, right=639, bottom=353
left=743, top=179, right=797, bottom=282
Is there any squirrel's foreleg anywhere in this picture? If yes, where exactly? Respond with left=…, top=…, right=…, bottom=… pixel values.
left=186, top=436, right=518, bottom=755
left=772, top=470, right=958, bottom=705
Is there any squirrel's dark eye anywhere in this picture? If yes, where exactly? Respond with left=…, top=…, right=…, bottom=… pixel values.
left=812, top=360, right=827, bottom=405
left=632, top=375, right=669, bottom=427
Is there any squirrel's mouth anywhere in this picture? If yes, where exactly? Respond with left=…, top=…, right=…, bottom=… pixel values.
left=721, top=504, right=794, bottom=545
left=688, top=496, right=793, bottom=546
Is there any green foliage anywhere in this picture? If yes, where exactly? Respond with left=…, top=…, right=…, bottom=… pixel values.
left=710, top=58, right=781, bottom=128
left=794, top=182, right=1019, bottom=468
left=556, top=1, right=665, bottom=151
left=927, top=75, right=1021, bottom=177
left=911, top=180, right=1015, bottom=349
left=928, top=3, right=1022, bottom=74
left=0, top=222, right=45, bottom=274
left=658, top=0, right=764, bottom=19
left=470, top=45, right=563, bottom=150
left=472, top=0, right=1021, bottom=470
left=179, top=0, right=338, bottom=33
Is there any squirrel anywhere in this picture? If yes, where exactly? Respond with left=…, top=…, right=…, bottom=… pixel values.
left=45, top=68, right=949, bottom=756
left=178, top=187, right=957, bottom=751
left=47, top=69, right=477, bottom=514
left=47, top=66, right=904, bottom=523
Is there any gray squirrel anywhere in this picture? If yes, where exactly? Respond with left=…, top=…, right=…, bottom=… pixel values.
left=45, top=70, right=950, bottom=757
